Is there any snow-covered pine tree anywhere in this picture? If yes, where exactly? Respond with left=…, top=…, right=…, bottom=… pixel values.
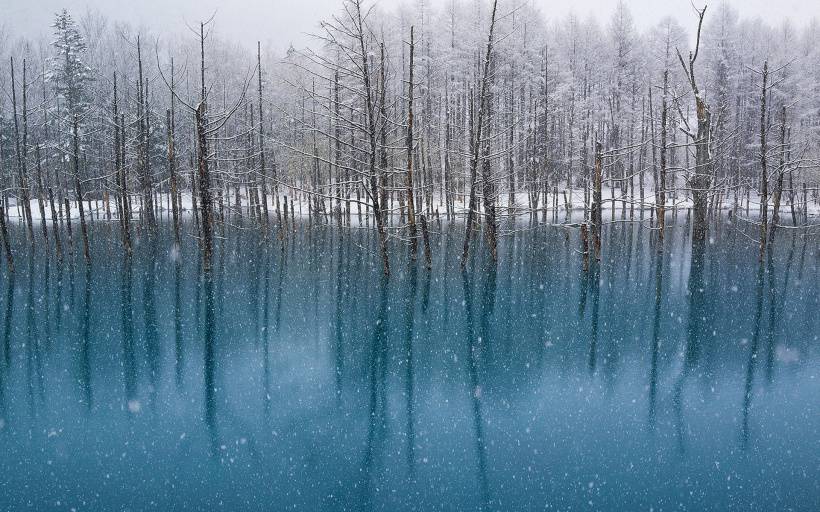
left=49, top=9, right=93, bottom=120
left=49, top=9, right=94, bottom=254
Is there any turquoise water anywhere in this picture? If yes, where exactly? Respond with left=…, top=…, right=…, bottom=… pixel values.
left=0, top=220, right=817, bottom=511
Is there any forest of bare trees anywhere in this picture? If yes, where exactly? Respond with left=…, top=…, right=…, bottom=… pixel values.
left=0, top=0, right=818, bottom=274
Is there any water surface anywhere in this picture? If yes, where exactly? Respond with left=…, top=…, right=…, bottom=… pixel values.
left=0, top=219, right=818, bottom=511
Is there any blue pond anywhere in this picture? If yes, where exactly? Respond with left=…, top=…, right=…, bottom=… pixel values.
left=0, top=219, right=817, bottom=510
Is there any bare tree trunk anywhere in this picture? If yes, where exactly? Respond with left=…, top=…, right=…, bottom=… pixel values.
left=73, top=115, right=90, bottom=263
left=508, top=88, right=515, bottom=218
left=758, top=61, right=768, bottom=261
left=378, top=44, right=389, bottom=230
left=136, top=37, right=155, bottom=228
left=406, top=26, right=418, bottom=258
left=11, top=57, right=34, bottom=242
left=592, top=141, right=603, bottom=261
left=113, top=76, right=131, bottom=254
left=0, top=195, right=12, bottom=272
left=196, top=22, right=214, bottom=269
left=580, top=222, right=590, bottom=272
left=47, top=177, right=62, bottom=261
left=333, top=71, right=342, bottom=228
left=168, top=60, right=181, bottom=248
left=676, top=7, right=712, bottom=243
left=34, top=145, right=48, bottom=243
left=420, top=213, right=432, bottom=270
left=770, top=104, right=786, bottom=245
left=658, top=70, right=668, bottom=248
left=461, top=0, right=499, bottom=268
left=352, top=0, right=389, bottom=275
left=481, top=57, right=497, bottom=263
left=167, top=109, right=180, bottom=248
left=444, top=78, right=453, bottom=220
left=257, top=43, right=270, bottom=229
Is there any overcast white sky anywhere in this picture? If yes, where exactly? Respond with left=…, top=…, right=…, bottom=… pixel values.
left=2, top=0, right=817, bottom=53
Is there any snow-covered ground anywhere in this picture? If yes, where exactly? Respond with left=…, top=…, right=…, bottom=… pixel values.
left=2, top=185, right=817, bottom=224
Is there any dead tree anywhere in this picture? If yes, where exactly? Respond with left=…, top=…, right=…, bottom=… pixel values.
left=591, top=140, right=603, bottom=260
left=257, top=43, right=270, bottom=229
left=11, top=57, right=34, bottom=241
left=406, top=26, right=418, bottom=258
left=420, top=213, right=432, bottom=270
left=461, top=0, right=499, bottom=269
left=333, top=70, right=342, bottom=227
left=34, top=145, right=48, bottom=243
left=580, top=222, right=590, bottom=272
left=769, top=105, right=787, bottom=244
left=675, top=5, right=712, bottom=242
left=658, top=70, right=669, bottom=247
left=0, top=195, right=12, bottom=271
left=72, top=115, right=90, bottom=262
left=378, top=44, right=388, bottom=229
left=758, top=60, right=769, bottom=260
left=481, top=54, right=498, bottom=263
left=167, top=59, right=181, bottom=248
left=195, top=24, right=214, bottom=267
left=157, top=19, right=254, bottom=269
left=113, top=74, right=131, bottom=253
left=345, top=0, right=390, bottom=275
left=136, top=37, right=155, bottom=228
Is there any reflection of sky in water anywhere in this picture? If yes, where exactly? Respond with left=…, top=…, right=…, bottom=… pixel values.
left=0, top=220, right=817, bottom=510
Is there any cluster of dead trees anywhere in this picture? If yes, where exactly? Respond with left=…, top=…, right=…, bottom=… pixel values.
left=0, top=1, right=818, bottom=276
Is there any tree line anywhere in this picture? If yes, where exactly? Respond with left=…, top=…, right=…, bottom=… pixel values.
left=0, top=0, right=818, bottom=275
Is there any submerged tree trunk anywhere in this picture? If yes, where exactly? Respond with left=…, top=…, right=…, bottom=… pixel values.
left=591, top=141, right=603, bottom=261
left=0, top=196, right=13, bottom=272
left=420, top=213, right=432, bottom=270
left=72, top=115, right=90, bottom=262
left=34, top=145, right=49, bottom=244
